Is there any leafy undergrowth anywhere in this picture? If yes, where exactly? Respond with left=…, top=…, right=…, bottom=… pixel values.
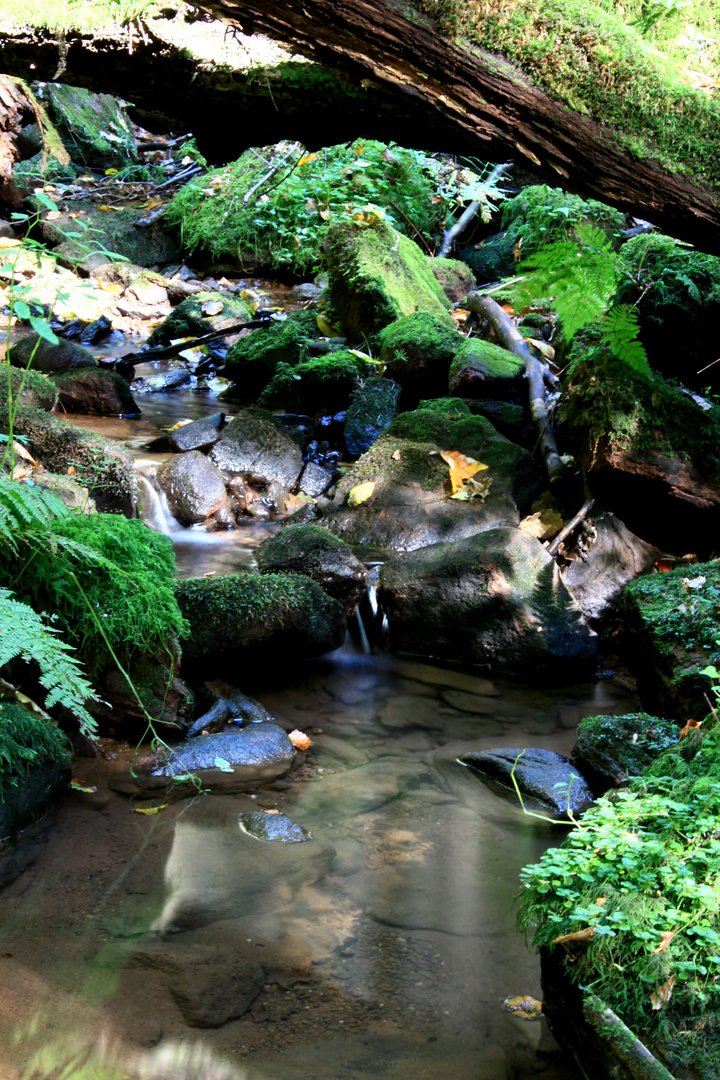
left=518, top=723, right=720, bottom=1078
left=0, top=702, right=70, bottom=794
left=164, top=139, right=498, bottom=274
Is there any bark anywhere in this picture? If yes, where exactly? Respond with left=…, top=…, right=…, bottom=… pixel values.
left=0, top=75, right=32, bottom=209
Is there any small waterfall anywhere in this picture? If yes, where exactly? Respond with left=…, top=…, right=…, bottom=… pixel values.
left=134, top=470, right=183, bottom=535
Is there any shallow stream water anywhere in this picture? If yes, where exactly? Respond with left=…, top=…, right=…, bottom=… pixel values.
left=1, top=375, right=640, bottom=1080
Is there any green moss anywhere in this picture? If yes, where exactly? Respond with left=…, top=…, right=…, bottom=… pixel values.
left=458, top=234, right=516, bottom=284
left=0, top=702, right=70, bottom=793
left=574, top=712, right=678, bottom=777
left=429, top=256, right=476, bottom=299
left=450, top=338, right=525, bottom=382
left=326, top=218, right=454, bottom=340
left=378, top=311, right=461, bottom=361
left=221, top=312, right=317, bottom=399
left=259, top=350, right=367, bottom=413
left=417, top=396, right=472, bottom=418
left=0, top=368, right=56, bottom=413
left=388, top=406, right=498, bottom=447
left=501, top=184, right=626, bottom=258
left=38, top=83, right=137, bottom=169
left=147, top=291, right=254, bottom=347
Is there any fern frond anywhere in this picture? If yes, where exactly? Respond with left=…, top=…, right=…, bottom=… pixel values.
left=0, top=587, right=98, bottom=736
left=0, top=474, right=70, bottom=551
left=599, top=306, right=651, bottom=374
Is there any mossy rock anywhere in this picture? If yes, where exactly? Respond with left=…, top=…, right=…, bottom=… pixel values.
left=0, top=703, right=71, bottom=843
left=622, top=561, right=720, bottom=719
left=457, top=234, right=516, bottom=283
left=0, top=368, right=56, bottom=413
left=326, top=217, right=454, bottom=340
left=344, top=377, right=401, bottom=457
left=41, top=202, right=178, bottom=270
left=501, top=185, right=626, bottom=258
left=221, top=312, right=316, bottom=400
left=571, top=713, right=678, bottom=794
left=255, top=523, right=367, bottom=613
left=147, top=291, right=254, bottom=348
left=49, top=369, right=139, bottom=415
left=378, top=312, right=463, bottom=400
left=175, top=571, right=346, bottom=672
left=9, top=336, right=96, bottom=375
left=13, top=151, right=76, bottom=191
left=429, top=257, right=475, bottom=301
left=466, top=399, right=527, bottom=440
left=259, top=350, right=367, bottom=414
left=38, top=83, right=137, bottom=169
left=448, top=338, right=525, bottom=399
left=417, top=396, right=471, bottom=419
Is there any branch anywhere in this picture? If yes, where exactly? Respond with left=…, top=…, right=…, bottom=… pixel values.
left=437, top=163, right=510, bottom=258
left=547, top=498, right=595, bottom=558
left=242, top=140, right=302, bottom=206
left=114, top=317, right=272, bottom=365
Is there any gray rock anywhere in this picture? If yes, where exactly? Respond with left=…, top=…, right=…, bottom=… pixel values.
left=156, top=451, right=227, bottom=524
left=299, top=460, right=335, bottom=497
left=460, top=748, right=594, bottom=818
left=239, top=811, right=309, bottom=843
left=9, top=335, right=97, bottom=374
left=168, top=412, right=225, bottom=452
left=133, top=723, right=296, bottom=793
left=78, top=315, right=112, bottom=345
left=187, top=686, right=274, bottom=737
left=49, top=369, right=139, bottom=415
left=132, top=363, right=191, bottom=394
left=289, top=282, right=322, bottom=301
left=379, top=528, right=597, bottom=680
left=208, top=407, right=304, bottom=490
left=256, top=523, right=367, bottom=614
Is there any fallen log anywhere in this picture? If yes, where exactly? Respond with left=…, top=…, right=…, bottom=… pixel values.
left=465, top=291, right=564, bottom=486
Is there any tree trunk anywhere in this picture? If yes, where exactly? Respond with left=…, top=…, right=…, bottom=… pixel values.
left=0, top=75, right=32, bottom=208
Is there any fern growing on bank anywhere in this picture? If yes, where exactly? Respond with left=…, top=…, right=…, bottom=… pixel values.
left=0, top=473, right=70, bottom=550
left=0, top=702, right=71, bottom=793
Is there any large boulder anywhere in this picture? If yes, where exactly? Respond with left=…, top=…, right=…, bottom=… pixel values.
left=220, top=311, right=316, bottom=399
left=41, top=202, right=179, bottom=271
left=428, top=257, right=475, bottom=302
left=378, top=312, right=464, bottom=401
left=175, top=571, right=346, bottom=672
left=208, top=407, right=304, bottom=490
left=313, top=408, right=539, bottom=553
left=255, top=523, right=367, bottom=614
left=147, top=291, right=254, bottom=348
left=326, top=217, right=455, bottom=340
left=9, top=336, right=96, bottom=374
left=378, top=527, right=597, bottom=680
left=49, top=369, right=139, bottom=415
left=448, top=338, right=525, bottom=399
left=0, top=368, right=56, bottom=413
left=459, top=748, right=594, bottom=818
left=155, top=452, right=228, bottom=525
left=166, top=412, right=225, bottom=453
left=37, top=83, right=137, bottom=168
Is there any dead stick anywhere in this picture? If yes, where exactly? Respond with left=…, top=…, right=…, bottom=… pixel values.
left=113, top=318, right=270, bottom=364
left=547, top=498, right=595, bottom=557
left=465, top=291, right=564, bottom=486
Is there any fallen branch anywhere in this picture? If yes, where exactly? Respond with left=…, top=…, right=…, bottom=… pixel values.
left=242, top=140, right=301, bottom=206
left=437, top=163, right=510, bottom=258
left=154, top=162, right=203, bottom=190
left=113, top=317, right=271, bottom=365
left=135, top=204, right=167, bottom=228
left=547, top=498, right=595, bottom=558
left=465, top=291, right=564, bottom=486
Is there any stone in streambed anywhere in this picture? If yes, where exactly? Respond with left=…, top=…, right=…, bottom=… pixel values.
left=208, top=407, right=303, bottom=490
left=156, top=451, right=227, bottom=524
left=167, top=412, right=225, bottom=452
left=9, top=335, right=97, bottom=374
left=255, top=523, right=366, bottom=614
left=571, top=713, right=677, bottom=795
left=460, top=748, right=594, bottom=818
left=239, top=811, right=309, bottom=843
left=49, top=369, right=139, bottom=415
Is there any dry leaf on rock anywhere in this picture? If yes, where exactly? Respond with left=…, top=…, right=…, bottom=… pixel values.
left=651, top=930, right=676, bottom=954
left=552, top=927, right=595, bottom=946
left=518, top=508, right=563, bottom=540
left=680, top=719, right=702, bottom=740
left=348, top=482, right=375, bottom=507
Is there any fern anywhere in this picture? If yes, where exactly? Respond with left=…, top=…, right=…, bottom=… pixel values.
left=0, top=474, right=70, bottom=550
left=0, top=587, right=98, bottom=735
left=599, top=305, right=652, bottom=375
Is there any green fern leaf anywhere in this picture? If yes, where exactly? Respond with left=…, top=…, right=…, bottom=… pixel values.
left=600, top=305, right=651, bottom=375
left=0, top=474, right=70, bottom=551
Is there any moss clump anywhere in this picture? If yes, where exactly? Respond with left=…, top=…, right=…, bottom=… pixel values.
left=573, top=712, right=678, bottom=783
left=378, top=311, right=462, bottom=398
left=37, top=83, right=137, bottom=169
left=417, top=396, right=471, bottom=418
left=458, top=234, right=516, bottom=284
left=449, top=338, right=525, bottom=397
left=326, top=218, right=454, bottom=340
left=518, top=721, right=720, bottom=1080
left=501, top=185, right=626, bottom=259
left=221, top=312, right=317, bottom=400
left=259, top=351, right=367, bottom=414
left=0, top=368, right=56, bottom=413
left=147, top=291, right=254, bottom=347
left=1, top=514, right=186, bottom=674
left=388, top=405, right=498, bottom=448
left=0, top=702, right=71, bottom=793
left=429, top=256, right=476, bottom=300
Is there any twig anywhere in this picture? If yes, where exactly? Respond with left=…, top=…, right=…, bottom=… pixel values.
left=135, top=205, right=167, bottom=228
left=437, top=163, right=510, bottom=257
left=242, top=141, right=301, bottom=206
left=547, top=498, right=596, bottom=558
left=114, top=317, right=271, bottom=365
left=154, top=163, right=203, bottom=191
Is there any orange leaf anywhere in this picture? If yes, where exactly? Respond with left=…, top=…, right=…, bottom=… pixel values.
left=288, top=729, right=312, bottom=751
left=452, top=309, right=469, bottom=324
left=680, top=719, right=702, bottom=740
left=440, top=450, right=488, bottom=482
left=651, top=930, right=676, bottom=954
left=655, top=559, right=674, bottom=572
left=391, top=449, right=402, bottom=461
left=552, top=927, right=595, bottom=946
left=297, top=153, right=319, bottom=166
left=650, top=974, right=676, bottom=1010
left=502, top=304, right=515, bottom=315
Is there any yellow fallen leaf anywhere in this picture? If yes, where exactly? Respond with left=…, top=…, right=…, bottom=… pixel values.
left=70, top=780, right=97, bottom=793
left=650, top=974, right=676, bottom=1010
left=134, top=804, right=168, bottom=815
left=348, top=481, right=375, bottom=507
left=288, top=729, right=312, bottom=751
left=316, top=314, right=341, bottom=337
left=354, top=142, right=364, bottom=156
left=105, top=168, right=119, bottom=175
left=391, top=449, right=402, bottom=461
left=525, top=338, right=555, bottom=361
left=298, top=153, right=319, bottom=166
left=518, top=508, right=564, bottom=540
left=440, top=450, right=488, bottom=481
left=14, top=691, right=51, bottom=720
left=552, top=926, right=595, bottom=946
left=0, top=238, right=21, bottom=248
left=651, top=930, right=676, bottom=955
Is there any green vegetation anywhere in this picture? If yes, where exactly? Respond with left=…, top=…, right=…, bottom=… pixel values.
left=0, top=702, right=70, bottom=793
left=501, top=185, right=626, bottom=257
left=378, top=311, right=462, bottom=367
left=417, top=0, right=720, bottom=186
left=518, top=721, right=720, bottom=1079
left=574, top=713, right=679, bottom=780
left=416, top=396, right=472, bottom=418
left=258, top=350, right=368, bottom=413
left=221, top=312, right=317, bottom=398
left=0, top=0, right=163, bottom=31
left=449, top=337, right=526, bottom=383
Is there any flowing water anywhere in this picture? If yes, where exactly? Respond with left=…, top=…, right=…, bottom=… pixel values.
left=0, top=376, right=640, bottom=1080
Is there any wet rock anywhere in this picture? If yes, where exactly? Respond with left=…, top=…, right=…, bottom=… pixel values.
left=344, top=378, right=401, bottom=458
left=298, top=460, right=335, bottom=497
left=326, top=217, right=454, bottom=339
left=78, top=315, right=112, bottom=345
left=208, top=407, right=304, bottom=490
left=49, top=369, right=139, bottom=415
left=316, top=409, right=539, bottom=553
left=187, top=683, right=275, bottom=738
left=448, top=338, right=525, bottom=399
left=378, top=313, right=463, bottom=401
left=571, top=713, right=678, bottom=795
left=255, top=523, right=367, bottom=614
left=132, top=920, right=265, bottom=1026
left=9, top=335, right=97, bottom=374
left=207, top=497, right=236, bottom=529
left=30, top=471, right=96, bottom=514
left=38, top=83, right=137, bottom=168
left=289, top=282, right=322, bottom=301
left=132, top=362, right=191, bottom=394
left=167, top=412, right=225, bottom=452
left=429, top=256, right=476, bottom=302
left=379, top=528, right=597, bottom=680
left=259, top=351, right=366, bottom=414
left=175, top=572, right=346, bottom=671
left=561, top=512, right=661, bottom=622
left=96, top=637, right=193, bottom=736
left=460, top=748, right=594, bottom=818
left=150, top=797, right=335, bottom=933
left=0, top=367, right=56, bottom=412
left=156, top=452, right=227, bottom=524
left=239, top=811, right=309, bottom=843
left=147, top=290, right=253, bottom=347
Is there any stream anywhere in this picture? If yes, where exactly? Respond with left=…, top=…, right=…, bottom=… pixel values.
left=0, top=366, right=641, bottom=1080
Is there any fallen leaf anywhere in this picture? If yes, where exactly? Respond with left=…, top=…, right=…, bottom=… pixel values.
left=452, top=308, right=470, bottom=324
left=596, top=897, right=607, bottom=906
left=651, top=930, right=676, bottom=954
left=70, top=780, right=97, bottom=793
left=655, top=559, right=674, bottom=572
left=553, top=927, right=595, bottom=946
left=512, top=237, right=523, bottom=264
left=650, top=974, right=677, bottom=1010
left=518, top=508, right=563, bottom=540
left=66, top=465, right=75, bottom=476
left=201, top=300, right=224, bottom=316
left=14, top=691, right=51, bottom=719
left=284, top=493, right=315, bottom=512
left=104, top=168, right=119, bottom=175
left=525, top=338, right=556, bottom=361
left=680, top=719, right=702, bottom=740
left=288, top=729, right=312, bottom=751
left=134, top=804, right=168, bottom=815
left=298, top=153, right=319, bottom=166
left=348, top=481, right=376, bottom=507
left=502, top=303, right=515, bottom=314
left=0, top=237, right=21, bottom=248
left=450, top=475, right=493, bottom=501
left=316, top=314, right=341, bottom=337
left=441, top=450, right=488, bottom=481
left=354, top=142, right=364, bottom=156
left=213, top=756, right=234, bottom=773
left=682, top=575, right=707, bottom=589
left=391, top=449, right=402, bottom=461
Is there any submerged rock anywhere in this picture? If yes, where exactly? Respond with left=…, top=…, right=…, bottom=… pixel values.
left=239, top=811, right=309, bottom=843
left=255, top=523, right=367, bottom=614
left=460, top=748, right=594, bottom=818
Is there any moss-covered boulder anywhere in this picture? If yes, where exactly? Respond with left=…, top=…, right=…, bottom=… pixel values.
left=326, top=217, right=454, bottom=340
left=429, top=257, right=475, bottom=302
left=0, top=368, right=56, bottom=413
left=314, top=408, right=540, bottom=552
left=175, top=572, right=346, bottom=672
left=622, top=561, right=720, bottom=720
left=378, top=527, right=596, bottom=680
left=571, top=713, right=678, bottom=795
left=9, top=336, right=96, bottom=375
left=0, top=703, right=71, bottom=848
left=501, top=185, right=626, bottom=259
left=344, top=377, right=401, bottom=457
left=38, top=83, right=137, bottom=169
left=457, top=234, right=516, bottom=284
left=221, top=312, right=316, bottom=400
left=49, top=369, right=139, bottom=415
left=147, top=291, right=254, bottom=348
left=255, top=523, right=367, bottom=614
left=560, top=353, right=720, bottom=552
left=258, top=350, right=366, bottom=414
left=417, top=396, right=472, bottom=419
left=448, top=338, right=525, bottom=399
left=378, top=312, right=463, bottom=400
left=40, top=202, right=178, bottom=271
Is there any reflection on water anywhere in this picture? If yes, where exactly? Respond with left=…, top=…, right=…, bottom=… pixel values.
left=0, top=647, right=640, bottom=1080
